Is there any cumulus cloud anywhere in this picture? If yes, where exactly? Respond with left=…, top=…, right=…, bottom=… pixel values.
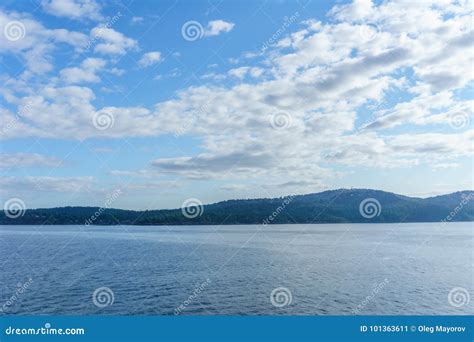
left=364, top=92, right=473, bottom=130
left=329, top=0, right=374, bottom=21
left=60, top=58, right=106, bottom=84
left=204, top=20, right=235, bottom=37
left=91, top=26, right=137, bottom=55
left=0, top=10, right=88, bottom=76
left=41, top=0, right=102, bottom=20
left=138, top=51, right=162, bottom=67
left=228, top=66, right=264, bottom=79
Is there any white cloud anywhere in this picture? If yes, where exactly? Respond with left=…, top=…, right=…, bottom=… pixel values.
left=0, top=153, right=64, bottom=169
left=329, top=0, right=374, bottom=21
left=60, top=57, right=106, bottom=84
left=107, top=67, right=125, bottom=76
left=228, top=66, right=264, bottom=79
left=364, top=92, right=473, bottom=130
left=1, top=0, right=473, bottom=191
left=0, top=10, right=88, bottom=76
left=131, top=16, right=144, bottom=24
left=91, top=26, right=137, bottom=55
left=151, top=151, right=277, bottom=179
left=138, top=51, right=162, bottom=67
left=41, top=0, right=102, bottom=21
left=204, top=20, right=235, bottom=37
left=0, top=176, right=95, bottom=193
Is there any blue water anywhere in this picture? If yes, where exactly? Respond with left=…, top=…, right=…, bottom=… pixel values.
left=0, top=223, right=472, bottom=315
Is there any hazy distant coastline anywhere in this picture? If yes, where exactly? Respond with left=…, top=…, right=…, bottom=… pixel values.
left=2, top=189, right=473, bottom=226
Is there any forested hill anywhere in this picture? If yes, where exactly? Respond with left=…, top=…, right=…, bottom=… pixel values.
left=1, top=189, right=473, bottom=225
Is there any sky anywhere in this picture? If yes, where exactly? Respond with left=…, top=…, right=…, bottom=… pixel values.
left=0, top=0, right=473, bottom=210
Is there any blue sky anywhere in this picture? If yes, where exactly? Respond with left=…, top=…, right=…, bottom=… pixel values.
left=0, top=0, right=473, bottom=210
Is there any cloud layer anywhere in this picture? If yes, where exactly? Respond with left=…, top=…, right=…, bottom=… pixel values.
left=0, top=0, right=472, bottom=205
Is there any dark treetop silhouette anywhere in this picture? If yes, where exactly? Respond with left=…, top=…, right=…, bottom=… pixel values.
left=2, top=189, right=473, bottom=225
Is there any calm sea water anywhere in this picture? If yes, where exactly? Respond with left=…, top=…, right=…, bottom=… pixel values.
left=0, top=223, right=472, bottom=315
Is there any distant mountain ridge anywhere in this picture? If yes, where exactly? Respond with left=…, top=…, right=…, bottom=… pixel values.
left=1, top=189, right=473, bottom=225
